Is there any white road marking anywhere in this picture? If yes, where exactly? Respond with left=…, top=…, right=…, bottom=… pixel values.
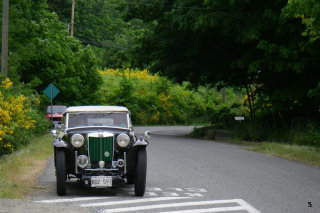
left=80, top=197, right=190, bottom=207
left=35, top=197, right=109, bottom=203
left=147, top=187, right=163, bottom=192
left=162, top=192, right=180, bottom=197
left=158, top=199, right=261, bottom=213
left=117, top=187, right=207, bottom=197
left=185, top=188, right=208, bottom=193
left=33, top=186, right=261, bottom=213
left=183, top=193, right=204, bottom=197
left=158, top=206, right=258, bottom=213
left=101, top=199, right=258, bottom=213
left=168, top=188, right=184, bottom=192
left=236, top=199, right=262, bottom=213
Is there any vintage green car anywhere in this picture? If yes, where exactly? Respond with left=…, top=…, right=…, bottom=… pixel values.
left=51, top=106, right=150, bottom=196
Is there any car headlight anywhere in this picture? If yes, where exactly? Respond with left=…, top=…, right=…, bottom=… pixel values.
left=77, top=155, right=89, bottom=168
left=71, top=134, right=84, bottom=147
left=117, top=134, right=130, bottom=148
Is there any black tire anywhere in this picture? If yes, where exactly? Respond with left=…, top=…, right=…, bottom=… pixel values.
left=56, top=149, right=66, bottom=196
left=134, top=148, right=147, bottom=196
left=126, top=174, right=135, bottom=184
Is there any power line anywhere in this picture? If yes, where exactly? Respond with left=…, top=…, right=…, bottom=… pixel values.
left=77, top=36, right=129, bottom=50
left=73, top=22, right=120, bottom=39
left=76, top=0, right=282, bottom=13
left=120, top=0, right=282, bottom=11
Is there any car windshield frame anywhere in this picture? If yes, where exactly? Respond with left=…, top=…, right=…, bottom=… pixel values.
left=65, top=111, right=130, bottom=129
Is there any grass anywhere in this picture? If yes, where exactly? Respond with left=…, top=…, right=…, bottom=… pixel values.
left=191, top=126, right=320, bottom=167
left=0, top=134, right=53, bottom=199
left=244, top=142, right=320, bottom=167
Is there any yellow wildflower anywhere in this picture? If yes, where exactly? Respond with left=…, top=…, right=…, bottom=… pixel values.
left=1, top=78, right=13, bottom=89
left=99, top=68, right=159, bottom=81
left=151, top=112, right=160, bottom=124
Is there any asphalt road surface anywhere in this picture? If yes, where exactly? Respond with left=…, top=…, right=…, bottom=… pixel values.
left=2, top=126, right=320, bottom=213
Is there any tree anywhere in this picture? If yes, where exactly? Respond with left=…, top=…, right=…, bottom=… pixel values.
left=6, top=0, right=102, bottom=105
left=283, top=0, right=320, bottom=41
left=47, top=0, right=152, bottom=68
left=125, top=0, right=320, bottom=122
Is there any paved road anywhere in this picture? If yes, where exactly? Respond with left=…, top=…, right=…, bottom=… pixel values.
left=4, top=126, right=320, bottom=213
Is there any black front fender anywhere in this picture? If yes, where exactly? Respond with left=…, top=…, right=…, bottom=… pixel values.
left=126, top=146, right=146, bottom=178
left=52, top=139, right=68, bottom=148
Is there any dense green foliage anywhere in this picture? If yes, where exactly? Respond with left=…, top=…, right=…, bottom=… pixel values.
left=99, top=68, right=244, bottom=125
left=5, top=0, right=102, bottom=105
left=120, top=0, right=320, bottom=145
left=126, top=0, right=320, bottom=118
left=47, top=0, right=150, bottom=68
left=284, top=0, right=320, bottom=41
left=0, top=0, right=102, bottom=155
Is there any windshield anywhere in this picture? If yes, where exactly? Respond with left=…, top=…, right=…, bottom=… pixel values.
left=67, top=112, right=129, bottom=129
left=47, top=106, right=67, bottom=114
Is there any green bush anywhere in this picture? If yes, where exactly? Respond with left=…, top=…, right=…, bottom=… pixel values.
left=289, top=121, right=320, bottom=147
left=99, top=68, right=246, bottom=125
left=230, top=117, right=320, bottom=147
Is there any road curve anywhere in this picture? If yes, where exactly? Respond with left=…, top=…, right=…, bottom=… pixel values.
left=1, top=126, right=319, bottom=213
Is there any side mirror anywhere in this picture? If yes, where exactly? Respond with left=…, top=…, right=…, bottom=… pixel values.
left=144, top=131, right=151, bottom=139
left=51, top=130, right=57, bottom=138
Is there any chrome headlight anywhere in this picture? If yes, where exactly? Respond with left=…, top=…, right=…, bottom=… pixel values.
left=77, top=155, right=88, bottom=168
left=117, top=134, right=130, bottom=148
left=71, top=134, right=84, bottom=148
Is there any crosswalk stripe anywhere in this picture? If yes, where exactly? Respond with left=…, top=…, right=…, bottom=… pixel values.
left=235, top=199, right=262, bottom=213
left=159, top=206, right=255, bottom=213
left=158, top=199, right=261, bottom=213
left=80, top=197, right=190, bottom=207
left=101, top=199, right=250, bottom=213
left=35, top=197, right=110, bottom=203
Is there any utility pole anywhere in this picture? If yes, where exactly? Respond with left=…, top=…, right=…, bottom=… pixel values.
left=222, top=87, right=226, bottom=103
left=70, top=0, right=75, bottom=37
left=1, top=0, right=9, bottom=77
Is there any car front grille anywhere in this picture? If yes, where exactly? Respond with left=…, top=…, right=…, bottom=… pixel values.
left=88, top=136, right=113, bottom=168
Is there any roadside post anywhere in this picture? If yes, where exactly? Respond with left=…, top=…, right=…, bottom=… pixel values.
left=43, top=83, right=60, bottom=123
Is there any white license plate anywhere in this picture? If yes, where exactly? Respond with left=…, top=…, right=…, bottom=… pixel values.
left=91, top=176, right=112, bottom=187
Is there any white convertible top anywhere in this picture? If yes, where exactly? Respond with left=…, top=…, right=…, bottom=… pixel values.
left=64, top=106, right=129, bottom=114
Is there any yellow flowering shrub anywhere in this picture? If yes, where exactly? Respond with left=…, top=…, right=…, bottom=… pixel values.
left=1, top=78, right=13, bottom=89
left=99, top=68, right=159, bottom=81
left=137, top=111, right=148, bottom=125
left=100, top=68, right=176, bottom=124
left=150, top=111, right=160, bottom=124
left=99, top=68, right=246, bottom=125
left=0, top=78, right=36, bottom=154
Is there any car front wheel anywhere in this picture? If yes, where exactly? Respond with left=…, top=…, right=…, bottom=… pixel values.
left=56, top=149, right=66, bottom=196
left=127, top=174, right=135, bottom=184
left=134, top=148, right=147, bottom=196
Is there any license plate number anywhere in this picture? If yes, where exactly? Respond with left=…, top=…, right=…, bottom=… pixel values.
left=91, top=176, right=112, bottom=187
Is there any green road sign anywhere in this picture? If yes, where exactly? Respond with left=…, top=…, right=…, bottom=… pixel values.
left=44, top=83, right=60, bottom=99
